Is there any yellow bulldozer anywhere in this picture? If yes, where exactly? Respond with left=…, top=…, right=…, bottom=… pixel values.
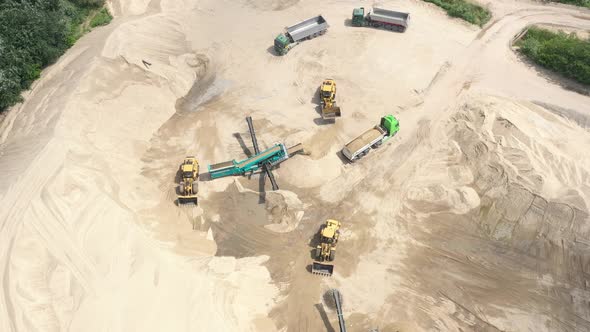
left=311, top=219, right=341, bottom=276
left=178, top=156, right=199, bottom=204
left=319, top=79, right=342, bottom=120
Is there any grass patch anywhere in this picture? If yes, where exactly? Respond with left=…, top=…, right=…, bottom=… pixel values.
left=423, top=0, right=491, bottom=27
left=90, top=7, right=112, bottom=28
left=517, top=27, right=590, bottom=86
left=549, top=0, right=590, bottom=8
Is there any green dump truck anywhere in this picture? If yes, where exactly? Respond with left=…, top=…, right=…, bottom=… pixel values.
left=274, top=15, right=329, bottom=55
left=342, top=115, right=399, bottom=162
left=352, top=7, right=410, bottom=32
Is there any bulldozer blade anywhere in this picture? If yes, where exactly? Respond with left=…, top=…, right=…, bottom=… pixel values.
left=311, top=262, right=334, bottom=276
left=178, top=195, right=198, bottom=205
left=321, top=106, right=342, bottom=120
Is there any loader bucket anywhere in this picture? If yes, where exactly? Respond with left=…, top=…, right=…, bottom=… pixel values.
left=312, top=262, right=334, bottom=276
left=321, top=106, right=342, bottom=120
left=178, top=195, right=198, bottom=205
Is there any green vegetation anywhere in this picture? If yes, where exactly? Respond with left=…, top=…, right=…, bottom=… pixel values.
left=550, top=0, right=590, bottom=8
left=423, top=0, right=491, bottom=27
left=90, top=7, right=112, bottom=28
left=517, top=27, right=590, bottom=86
left=0, top=0, right=111, bottom=111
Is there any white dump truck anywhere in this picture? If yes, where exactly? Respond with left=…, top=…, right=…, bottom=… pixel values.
left=342, top=115, right=400, bottom=162
left=351, top=7, right=410, bottom=32
left=274, top=15, right=329, bottom=55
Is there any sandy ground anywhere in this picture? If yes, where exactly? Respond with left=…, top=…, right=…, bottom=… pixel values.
left=1, top=0, right=590, bottom=331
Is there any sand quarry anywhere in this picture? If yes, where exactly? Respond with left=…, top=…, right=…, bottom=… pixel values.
left=1, top=0, right=590, bottom=331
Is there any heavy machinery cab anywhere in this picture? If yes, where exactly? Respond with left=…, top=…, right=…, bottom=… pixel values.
left=380, top=115, right=400, bottom=137
left=320, top=79, right=336, bottom=99
left=181, top=158, right=199, bottom=176
left=320, top=219, right=341, bottom=241
left=352, top=7, right=366, bottom=26
left=274, top=34, right=291, bottom=55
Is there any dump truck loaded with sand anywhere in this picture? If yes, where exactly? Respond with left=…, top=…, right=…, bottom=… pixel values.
left=342, top=115, right=400, bottom=162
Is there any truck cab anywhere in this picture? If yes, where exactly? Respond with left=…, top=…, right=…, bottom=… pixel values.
left=381, top=114, right=400, bottom=137
left=352, top=7, right=365, bottom=26
left=274, top=34, right=291, bottom=55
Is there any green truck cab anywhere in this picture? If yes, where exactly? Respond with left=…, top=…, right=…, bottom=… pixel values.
left=274, top=34, right=292, bottom=55
left=352, top=7, right=366, bottom=27
left=381, top=115, right=400, bottom=141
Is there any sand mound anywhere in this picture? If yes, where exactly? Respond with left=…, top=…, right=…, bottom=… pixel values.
left=406, top=184, right=480, bottom=215
left=449, top=97, right=590, bottom=256
left=246, top=0, right=299, bottom=11
left=264, top=190, right=305, bottom=233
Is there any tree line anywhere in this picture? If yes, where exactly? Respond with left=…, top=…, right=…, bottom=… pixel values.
left=0, top=0, right=109, bottom=111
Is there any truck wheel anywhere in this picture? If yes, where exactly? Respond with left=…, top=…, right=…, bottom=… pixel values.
left=329, top=250, right=335, bottom=261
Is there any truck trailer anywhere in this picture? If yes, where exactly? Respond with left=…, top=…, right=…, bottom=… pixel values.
left=352, top=7, right=410, bottom=32
left=274, top=15, right=329, bottom=55
left=342, top=115, right=399, bottom=162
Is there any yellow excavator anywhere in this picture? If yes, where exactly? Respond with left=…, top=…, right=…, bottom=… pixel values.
left=319, top=79, right=342, bottom=120
left=312, top=219, right=341, bottom=276
left=178, top=156, right=199, bottom=204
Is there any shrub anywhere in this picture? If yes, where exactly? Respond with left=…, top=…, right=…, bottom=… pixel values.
left=550, top=0, right=590, bottom=8
left=423, top=0, right=491, bottom=27
left=90, top=7, right=112, bottom=28
left=519, top=27, right=590, bottom=86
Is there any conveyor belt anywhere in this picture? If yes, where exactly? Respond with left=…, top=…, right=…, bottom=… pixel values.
left=287, top=143, right=304, bottom=156
left=234, top=145, right=282, bottom=169
left=247, top=116, right=279, bottom=190
left=208, top=160, right=234, bottom=171
left=333, top=289, right=347, bottom=332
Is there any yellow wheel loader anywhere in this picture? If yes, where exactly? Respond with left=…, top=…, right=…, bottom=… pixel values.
left=320, top=79, right=342, bottom=120
left=178, top=156, right=199, bottom=204
left=312, top=219, right=341, bottom=276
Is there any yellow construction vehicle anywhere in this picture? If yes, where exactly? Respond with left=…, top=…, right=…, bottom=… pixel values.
left=311, top=219, right=341, bottom=276
left=319, top=79, right=342, bottom=120
left=178, top=156, right=199, bottom=204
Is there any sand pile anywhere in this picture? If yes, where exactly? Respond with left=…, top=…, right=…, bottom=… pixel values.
left=338, top=94, right=590, bottom=331
left=264, top=190, right=305, bottom=233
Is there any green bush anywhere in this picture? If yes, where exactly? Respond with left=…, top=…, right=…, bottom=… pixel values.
left=550, top=0, right=590, bottom=8
left=90, top=7, right=112, bottom=28
left=0, top=0, right=110, bottom=111
left=518, top=27, right=590, bottom=86
left=423, top=0, right=491, bottom=27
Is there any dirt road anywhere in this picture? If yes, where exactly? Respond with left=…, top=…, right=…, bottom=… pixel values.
left=0, top=0, right=589, bottom=331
